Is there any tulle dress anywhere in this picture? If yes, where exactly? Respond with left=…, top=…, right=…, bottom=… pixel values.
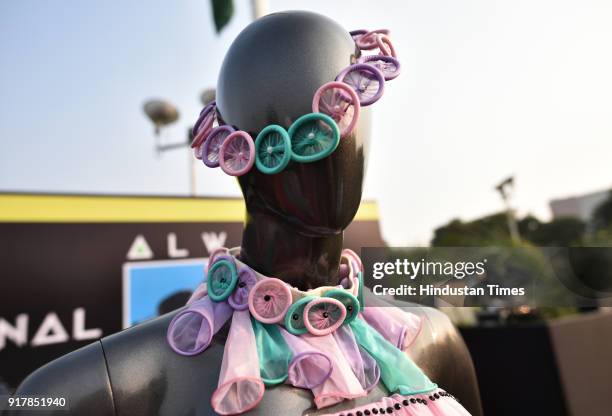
left=167, top=248, right=472, bottom=416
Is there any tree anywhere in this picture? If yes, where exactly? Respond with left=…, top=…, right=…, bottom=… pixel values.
left=519, top=216, right=585, bottom=246
left=592, top=190, right=612, bottom=232
left=431, top=213, right=512, bottom=246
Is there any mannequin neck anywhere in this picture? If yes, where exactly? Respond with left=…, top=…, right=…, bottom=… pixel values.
left=239, top=209, right=343, bottom=290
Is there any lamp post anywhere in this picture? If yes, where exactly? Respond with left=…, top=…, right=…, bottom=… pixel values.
left=142, top=90, right=215, bottom=197
left=495, top=176, right=521, bottom=243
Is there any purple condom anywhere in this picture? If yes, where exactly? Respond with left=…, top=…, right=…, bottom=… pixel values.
left=228, top=267, right=257, bottom=311
left=336, top=64, right=385, bottom=107
left=166, top=296, right=232, bottom=356
left=192, top=100, right=216, bottom=138
left=360, top=294, right=422, bottom=350
left=333, top=325, right=380, bottom=392
left=202, top=125, right=236, bottom=168
left=186, top=282, right=207, bottom=305
left=211, top=310, right=265, bottom=415
left=302, top=333, right=366, bottom=409
left=359, top=54, right=401, bottom=81
left=278, top=326, right=333, bottom=389
left=349, top=29, right=368, bottom=41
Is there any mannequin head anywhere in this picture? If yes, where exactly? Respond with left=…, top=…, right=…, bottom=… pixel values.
left=216, top=11, right=372, bottom=288
left=217, top=11, right=372, bottom=235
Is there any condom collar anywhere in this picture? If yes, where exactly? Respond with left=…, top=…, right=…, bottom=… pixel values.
left=196, top=247, right=363, bottom=336
left=167, top=246, right=472, bottom=415
left=190, top=28, right=401, bottom=176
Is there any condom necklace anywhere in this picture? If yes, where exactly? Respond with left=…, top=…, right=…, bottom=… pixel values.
left=167, top=246, right=471, bottom=415
left=189, top=29, right=401, bottom=176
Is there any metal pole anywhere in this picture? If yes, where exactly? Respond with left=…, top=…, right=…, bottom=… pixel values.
left=189, top=149, right=197, bottom=197
left=495, top=179, right=521, bottom=243
left=501, top=194, right=521, bottom=243
left=251, top=0, right=268, bottom=19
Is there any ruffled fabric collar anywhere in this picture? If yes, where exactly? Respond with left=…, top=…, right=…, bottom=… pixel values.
left=166, top=248, right=472, bottom=415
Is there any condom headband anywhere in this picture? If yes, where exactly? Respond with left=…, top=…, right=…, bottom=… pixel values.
left=190, top=29, right=400, bottom=176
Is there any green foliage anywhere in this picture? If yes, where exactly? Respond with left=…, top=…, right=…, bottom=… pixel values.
left=431, top=213, right=513, bottom=246
left=519, top=216, right=585, bottom=246
left=592, top=190, right=612, bottom=232
left=429, top=211, right=605, bottom=322
left=432, top=212, right=588, bottom=247
left=212, top=0, right=234, bottom=33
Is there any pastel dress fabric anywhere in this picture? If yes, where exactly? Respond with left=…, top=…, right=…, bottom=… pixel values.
left=301, top=332, right=368, bottom=408
left=360, top=292, right=423, bottom=350
left=320, top=391, right=471, bottom=416
left=332, top=325, right=380, bottom=392
left=211, top=310, right=265, bottom=415
left=350, top=317, right=437, bottom=395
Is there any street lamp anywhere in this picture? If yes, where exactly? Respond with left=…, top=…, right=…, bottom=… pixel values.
left=142, top=90, right=215, bottom=196
left=495, top=176, right=521, bottom=243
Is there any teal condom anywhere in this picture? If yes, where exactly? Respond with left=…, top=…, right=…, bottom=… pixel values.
left=288, top=113, right=340, bottom=163
left=284, top=295, right=316, bottom=335
left=251, top=317, right=293, bottom=386
left=255, top=125, right=292, bottom=174
left=207, top=259, right=238, bottom=302
left=324, top=289, right=359, bottom=325
left=349, top=318, right=437, bottom=395
left=357, top=271, right=365, bottom=311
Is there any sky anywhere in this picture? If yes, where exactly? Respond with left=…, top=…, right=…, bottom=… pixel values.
left=1, top=0, right=611, bottom=245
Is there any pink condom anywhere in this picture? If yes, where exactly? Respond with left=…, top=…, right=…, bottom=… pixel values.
left=303, top=297, right=347, bottom=336
left=302, top=333, right=367, bottom=409
left=208, top=247, right=229, bottom=267
left=333, top=325, right=380, bottom=392
left=192, top=101, right=216, bottom=139
left=248, top=278, right=292, bottom=324
left=338, top=263, right=351, bottom=280
left=186, top=282, right=207, bottom=305
left=360, top=294, right=423, bottom=350
left=356, top=29, right=390, bottom=50
left=350, top=29, right=368, bottom=41
left=278, top=326, right=333, bottom=389
left=340, top=251, right=359, bottom=297
left=312, top=81, right=361, bottom=138
left=166, top=296, right=232, bottom=356
left=191, top=102, right=216, bottom=148
left=342, top=249, right=363, bottom=273
left=190, top=113, right=214, bottom=151
left=377, top=34, right=397, bottom=58
left=219, top=130, right=255, bottom=176
left=211, top=310, right=265, bottom=415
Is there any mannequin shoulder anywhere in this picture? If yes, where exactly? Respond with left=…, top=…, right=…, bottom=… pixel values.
left=11, top=311, right=227, bottom=416
left=10, top=340, right=115, bottom=415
